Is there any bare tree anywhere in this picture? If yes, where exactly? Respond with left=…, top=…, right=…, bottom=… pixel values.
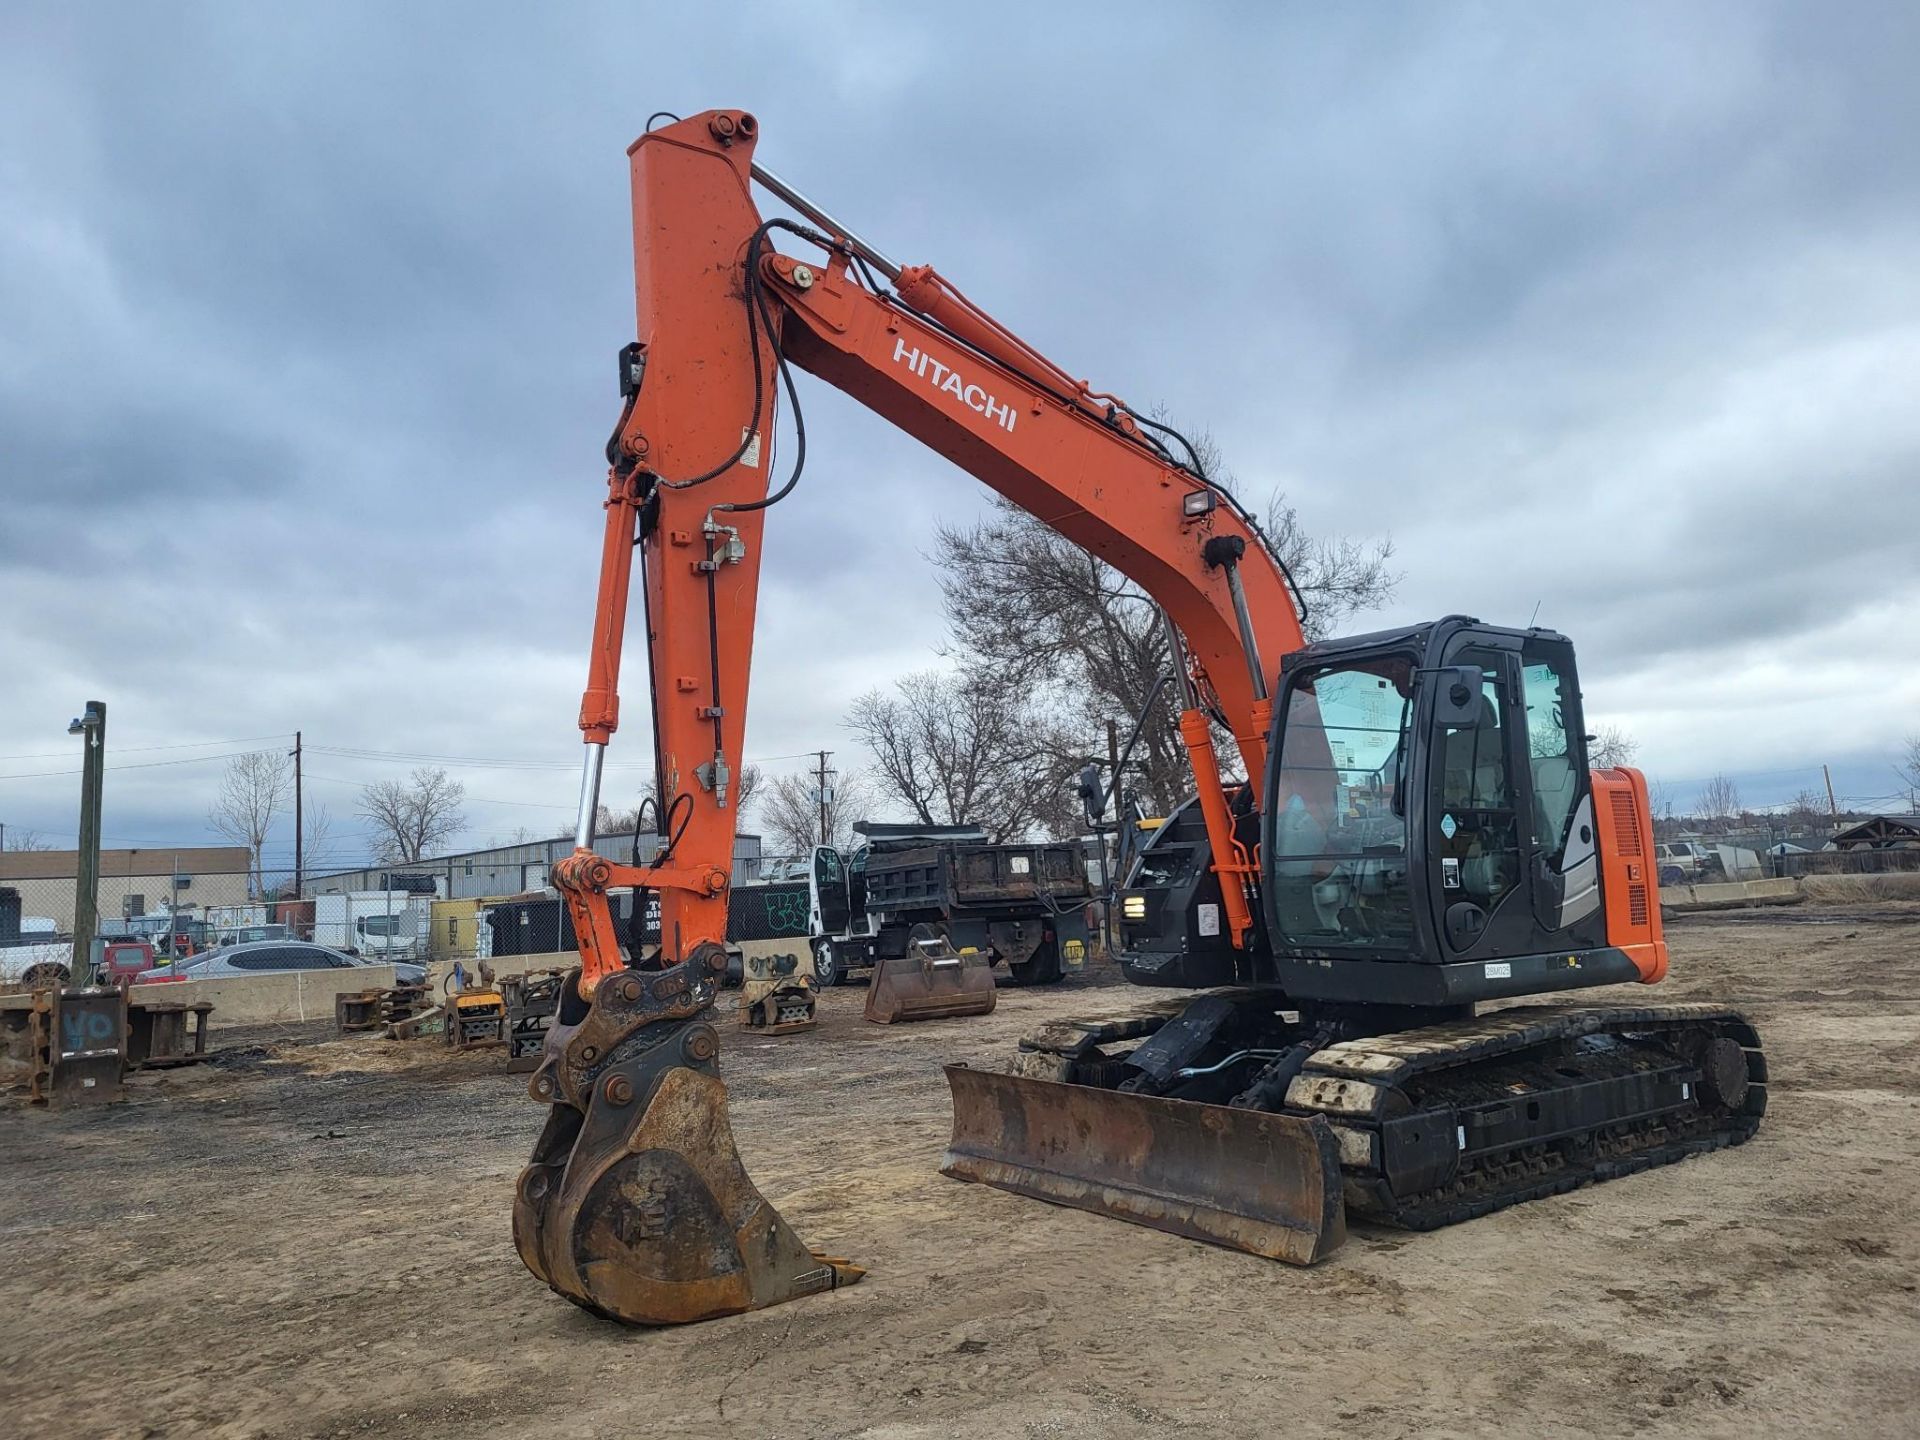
left=1784, top=789, right=1830, bottom=829
left=591, top=761, right=763, bottom=844
left=1899, top=735, right=1920, bottom=809
left=735, top=763, right=763, bottom=820
left=1587, top=725, right=1639, bottom=770
left=760, top=768, right=873, bottom=855
left=359, top=767, right=468, bottom=863
left=302, top=802, right=338, bottom=872
left=592, top=804, right=640, bottom=840
left=1646, top=779, right=1677, bottom=833
left=847, top=670, right=1073, bottom=840
left=1696, top=774, right=1742, bottom=827
left=1, top=828, right=56, bottom=852
left=930, top=428, right=1397, bottom=817
left=209, top=751, right=291, bottom=898
left=1259, top=493, right=1401, bottom=642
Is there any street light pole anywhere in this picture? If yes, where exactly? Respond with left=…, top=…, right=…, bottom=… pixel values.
left=68, top=701, right=106, bottom=986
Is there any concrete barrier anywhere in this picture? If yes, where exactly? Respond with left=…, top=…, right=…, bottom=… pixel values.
left=148, top=965, right=400, bottom=1027
left=1660, top=877, right=1804, bottom=913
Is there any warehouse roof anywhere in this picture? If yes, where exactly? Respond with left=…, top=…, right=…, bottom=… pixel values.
left=0, top=846, right=251, bottom=882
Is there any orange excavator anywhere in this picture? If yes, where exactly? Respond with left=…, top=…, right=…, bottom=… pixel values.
left=511, top=110, right=1767, bottom=1325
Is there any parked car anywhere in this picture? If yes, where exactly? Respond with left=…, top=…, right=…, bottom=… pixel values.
left=134, top=940, right=426, bottom=987
left=212, top=923, right=291, bottom=948
left=1653, top=841, right=1727, bottom=887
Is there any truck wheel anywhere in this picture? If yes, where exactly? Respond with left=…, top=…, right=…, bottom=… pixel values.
left=1658, top=865, right=1686, bottom=887
left=20, top=963, right=70, bottom=989
left=812, top=939, right=841, bottom=988
left=1007, top=942, right=1063, bottom=987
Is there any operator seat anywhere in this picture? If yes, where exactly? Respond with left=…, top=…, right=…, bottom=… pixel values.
left=1531, top=750, right=1578, bottom=855
left=1442, top=697, right=1507, bottom=809
left=1442, top=698, right=1511, bottom=903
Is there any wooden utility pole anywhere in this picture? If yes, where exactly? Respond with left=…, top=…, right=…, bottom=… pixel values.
left=69, top=701, right=106, bottom=983
left=292, top=730, right=304, bottom=895
left=1823, top=763, right=1838, bottom=818
left=1103, top=720, right=1122, bottom=955
left=814, top=750, right=834, bottom=847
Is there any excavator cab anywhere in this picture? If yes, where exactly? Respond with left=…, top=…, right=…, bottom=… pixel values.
left=1259, top=615, right=1660, bottom=1004
left=1114, top=617, right=1659, bottom=1007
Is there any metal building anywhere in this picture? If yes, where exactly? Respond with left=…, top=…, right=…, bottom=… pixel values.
left=303, top=831, right=766, bottom=899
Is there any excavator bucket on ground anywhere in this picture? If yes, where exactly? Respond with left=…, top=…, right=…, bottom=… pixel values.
left=864, top=941, right=997, bottom=1024
left=940, top=1064, right=1347, bottom=1264
left=512, top=960, right=863, bottom=1325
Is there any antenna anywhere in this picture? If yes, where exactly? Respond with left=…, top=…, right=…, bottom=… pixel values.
left=1526, top=599, right=1542, bottom=628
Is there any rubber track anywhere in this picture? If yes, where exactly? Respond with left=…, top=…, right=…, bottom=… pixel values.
left=1293, top=1004, right=1767, bottom=1230
left=1299, top=1002, right=1763, bottom=1085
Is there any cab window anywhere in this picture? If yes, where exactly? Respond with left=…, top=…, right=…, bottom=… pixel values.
left=1267, top=656, right=1416, bottom=952
left=1520, top=641, right=1582, bottom=860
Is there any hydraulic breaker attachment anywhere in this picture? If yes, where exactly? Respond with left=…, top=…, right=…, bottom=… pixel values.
left=864, top=939, right=997, bottom=1025
left=941, top=1065, right=1347, bottom=1264
left=512, top=951, right=864, bottom=1325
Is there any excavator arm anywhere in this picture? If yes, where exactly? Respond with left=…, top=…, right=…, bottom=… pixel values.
left=562, top=109, right=1304, bottom=994
left=514, top=109, right=1317, bottom=1325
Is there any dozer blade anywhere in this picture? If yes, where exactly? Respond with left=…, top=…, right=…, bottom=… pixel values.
left=512, top=960, right=862, bottom=1325
left=864, top=947, right=997, bottom=1024
left=940, top=1064, right=1347, bottom=1265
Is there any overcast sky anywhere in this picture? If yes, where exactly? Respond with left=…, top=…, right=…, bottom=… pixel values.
left=2, top=1, right=1916, bottom=872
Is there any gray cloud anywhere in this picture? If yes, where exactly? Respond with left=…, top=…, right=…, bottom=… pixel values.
left=3, top=0, right=1916, bottom=860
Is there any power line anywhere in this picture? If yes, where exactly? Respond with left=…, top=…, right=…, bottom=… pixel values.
left=301, top=772, right=575, bottom=811
left=305, top=743, right=828, bottom=771
left=0, top=750, right=275, bottom=782
left=0, top=733, right=288, bottom=763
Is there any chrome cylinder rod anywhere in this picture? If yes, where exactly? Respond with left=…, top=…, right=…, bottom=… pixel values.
left=1222, top=563, right=1270, bottom=701
left=1161, top=607, right=1199, bottom=710
left=750, top=161, right=903, bottom=282
left=574, top=743, right=606, bottom=850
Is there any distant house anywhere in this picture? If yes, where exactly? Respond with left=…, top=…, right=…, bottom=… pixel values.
left=1830, top=816, right=1920, bottom=850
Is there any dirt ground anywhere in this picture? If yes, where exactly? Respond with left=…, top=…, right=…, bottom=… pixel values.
left=3, top=905, right=1918, bottom=1439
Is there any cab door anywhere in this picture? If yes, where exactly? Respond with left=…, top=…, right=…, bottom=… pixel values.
left=809, top=846, right=851, bottom=938
left=1427, top=642, right=1532, bottom=959
left=1424, top=632, right=1606, bottom=961
left=1515, top=635, right=1605, bottom=946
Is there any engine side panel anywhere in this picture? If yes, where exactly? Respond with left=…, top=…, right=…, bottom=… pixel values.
left=1592, top=766, right=1667, bottom=983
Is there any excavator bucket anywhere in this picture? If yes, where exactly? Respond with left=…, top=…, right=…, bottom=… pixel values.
left=513, top=962, right=863, bottom=1325
left=940, top=1064, right=1347, bottom=1265
left=864, top=944, right=997, bottom=1024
